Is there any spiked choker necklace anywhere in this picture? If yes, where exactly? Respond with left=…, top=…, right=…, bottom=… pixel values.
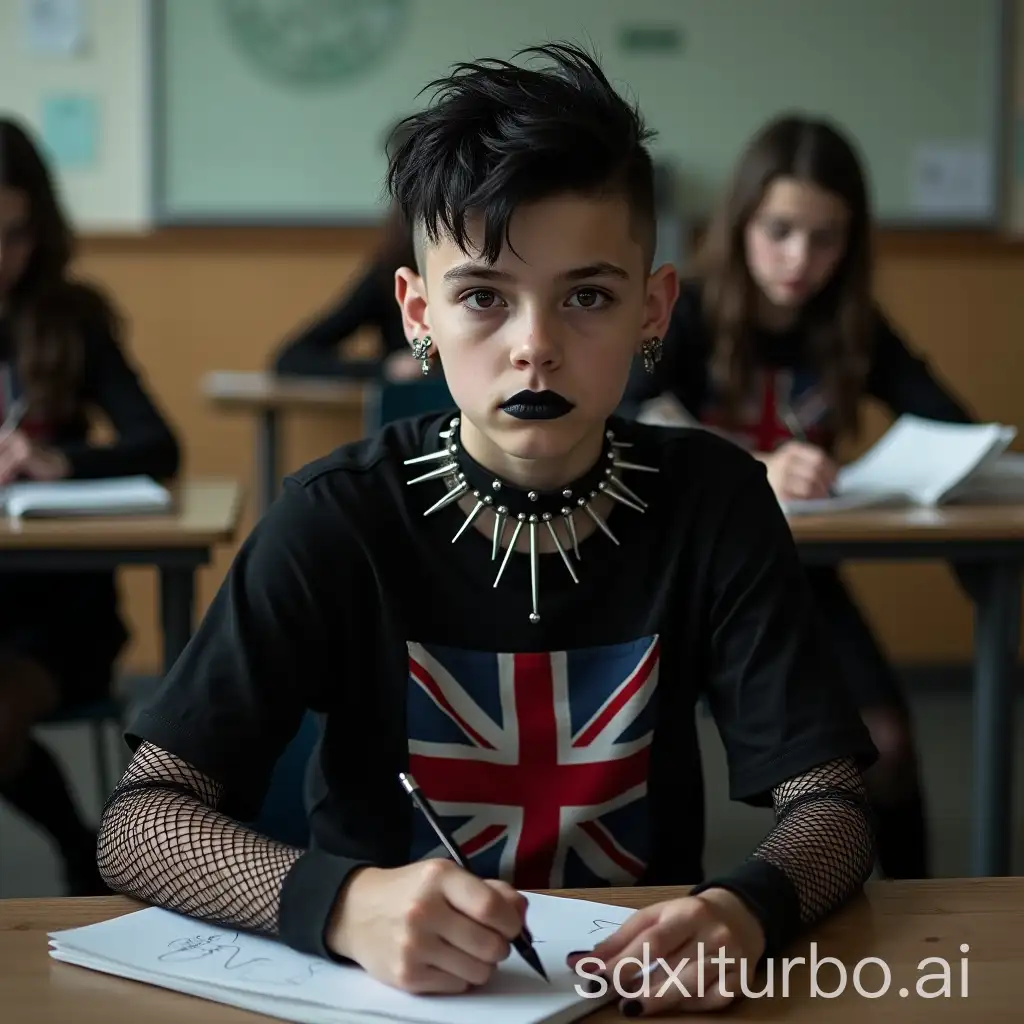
left=404, top=415, right=658, bottom=623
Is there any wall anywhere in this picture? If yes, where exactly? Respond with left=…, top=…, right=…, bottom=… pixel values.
left=72, top=227, right=1024, bottom=675
left=0, top=0, right=151, bottom=230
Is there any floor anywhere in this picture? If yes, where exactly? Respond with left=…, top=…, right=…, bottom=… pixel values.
left=2, top=683, right=1024, bottom=897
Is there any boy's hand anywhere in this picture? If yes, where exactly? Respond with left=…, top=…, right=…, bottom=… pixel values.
left=326, top=860, right=527, bottom=993
left=568, top=888, right=765, bottom=1015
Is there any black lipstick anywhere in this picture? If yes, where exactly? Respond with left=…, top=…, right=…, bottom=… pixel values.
left=499, top=390, right=575, bottom=420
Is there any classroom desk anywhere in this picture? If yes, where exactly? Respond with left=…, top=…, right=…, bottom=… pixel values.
left=0, top=479, right=244, bottom=673
left=3, top=879, right=1018, bottom=1021
left=789, top=503, right=1024, bottom=879
left=202, top=371, right=366, bottom=515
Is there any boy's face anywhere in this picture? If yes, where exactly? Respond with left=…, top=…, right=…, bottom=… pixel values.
left=395, top=194, right=677, bottom=476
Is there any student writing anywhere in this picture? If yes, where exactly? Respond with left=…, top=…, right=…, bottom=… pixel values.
left=97, top=48, right=876, bottom=1017
left=0, top=118, right=180, bottom=894
left=621, top=114, right=975, bottom=882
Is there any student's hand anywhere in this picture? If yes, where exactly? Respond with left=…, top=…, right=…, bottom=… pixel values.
left=326, top=860, right=528, bottom=994
left=759, top=441, right=837, bottom=500
left=568, top=888, right=766, bottom=1016
left=0, top=430, right=70, bottom=484
left=384, top=350, right=425, bottom=382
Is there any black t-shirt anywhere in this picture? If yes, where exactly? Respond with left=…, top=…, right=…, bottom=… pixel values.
left=126, top=411, right=873, bottom=951
left=621, top=278, right=972, bottom=449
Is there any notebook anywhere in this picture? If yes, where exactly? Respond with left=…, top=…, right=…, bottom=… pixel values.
left=48, top=892, right=635, bottom=1024
left=781, top=415, right=1019, bottom=515
left=0, top=476, right=172, bottom=519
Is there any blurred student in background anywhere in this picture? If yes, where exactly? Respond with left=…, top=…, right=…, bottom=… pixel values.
left=622, top=114, right=975, bottom=880
left=0, top=117, right=180, bottom=893
left=271, top=200, right=423, bottom=381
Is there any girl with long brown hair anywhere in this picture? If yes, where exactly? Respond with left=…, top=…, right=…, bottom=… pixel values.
left=0, top=117, right=179, bottom=894
left=623, top=114, right=976, bottom=881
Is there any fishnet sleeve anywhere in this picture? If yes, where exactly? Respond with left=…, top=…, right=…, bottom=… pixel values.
left=750, top=755, right=875, bottom=925
left=691, top=756, right=875, bottom=956
left=96, top=741, right=303, bottom=936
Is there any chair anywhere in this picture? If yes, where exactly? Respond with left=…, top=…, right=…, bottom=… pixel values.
left=363, top=378, right=456, bottom=432
left=249, top=711, right=321, bottom=847
left=40, top=696, right=123, bottom=809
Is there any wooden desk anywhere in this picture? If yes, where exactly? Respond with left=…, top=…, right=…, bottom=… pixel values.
left=789, top=504, right=1024, bottom=878
left=202, top=371, right=367, bottom=515
left=4, top=880, right=1019, bottom=1021
left=0, top=479, right=243, bottom=673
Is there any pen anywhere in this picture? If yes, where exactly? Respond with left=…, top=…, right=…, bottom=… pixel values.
left=0, top=397, right=26, bottom=442
left=778, top=400, right=836, bottom=498
left=398, top=772, right=549, bottom=982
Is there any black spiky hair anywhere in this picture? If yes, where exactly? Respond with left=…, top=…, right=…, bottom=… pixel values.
left=385, top=42, right=658, bottom=266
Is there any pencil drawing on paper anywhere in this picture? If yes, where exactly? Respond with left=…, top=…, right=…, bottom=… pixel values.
left=158, top=932, right=328, bottom=986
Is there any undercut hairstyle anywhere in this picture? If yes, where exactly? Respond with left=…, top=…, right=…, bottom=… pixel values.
left=385, top=43, right=658, bottom=267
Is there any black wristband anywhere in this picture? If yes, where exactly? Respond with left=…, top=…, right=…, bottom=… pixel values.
left=690, top=858, right=803, bottom=962
left=279, top=849, right=372, bottom=960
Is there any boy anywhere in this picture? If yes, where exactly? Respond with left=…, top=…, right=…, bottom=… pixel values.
left=98, top=44, right=875, bottom=1016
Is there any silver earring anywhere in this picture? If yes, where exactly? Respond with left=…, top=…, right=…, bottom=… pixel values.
left=641, top=336, right=662, bottom=373
left=410, top=335, right=432, bottom=375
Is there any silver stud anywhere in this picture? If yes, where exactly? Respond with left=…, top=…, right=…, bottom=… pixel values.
left=528, top=518, right=539, bottom=623
left=452, top=499, right=485, bottom=542
left=600, top=480, right=645, bottom=512
left=407, top=461, right=458, bottom=485
left=562, top=488, right=573, bottom=499
left=492, top=506, right=508, bottom=561
left=582, top=501, right=620, bottom=545
left=545, top=519, right=579, bottom=583
left=528, top=491, right=538, bottom=501
left=609, top=474, right=648, bottom=509
left=494, top=519, right=524, bottom=587
left=492, top=480, right=502, bottom=491
left=423, top=481, right=468, bottom=516
left=404, top=447, right=456, bottom=466
left=613, top=459, right=659, bottom=473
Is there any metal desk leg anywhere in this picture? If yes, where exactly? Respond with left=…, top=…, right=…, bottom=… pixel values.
left=159, top=567, right=196, bottom=674
left=970, top=562, right=1022, bottom=876
left=257, top=409, right=279, bottom=516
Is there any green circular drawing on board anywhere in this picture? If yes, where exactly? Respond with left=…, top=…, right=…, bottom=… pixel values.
left=220, top=0, right=411, bottom=88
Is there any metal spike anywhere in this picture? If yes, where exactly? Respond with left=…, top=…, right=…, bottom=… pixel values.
left=611, top=441, right=634, bottom=448
left=582, top=501, right=620, bottom=545
left=608, top=474, right=648, bottom=509
left=404, top=446, right=456, bottom=466
left=601, top=481, right=645, bottom=512
left=423, top=481, right=468, bottom=516
left=564, top=510, right=580, bottom=559
left=452, top=499, right=485, bottom=543
left=439, top=429, right=453, bottom=439
left=494, top=519, right=523, bottom=587
left=612, top=459, right=659, bottom=474
left=492, top=507, right=508, bottom=561
left=528, top=519, right=540, bottom=623
left=545, top=519, right=579, bottom=583
left=407, top=461, right=458, bottom=485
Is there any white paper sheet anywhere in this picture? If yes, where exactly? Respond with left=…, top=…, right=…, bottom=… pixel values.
left=49, top=893, right=635, bottom=1024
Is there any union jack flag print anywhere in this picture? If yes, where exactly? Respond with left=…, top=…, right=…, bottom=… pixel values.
left=703, top=368, right=831, bottom=451
left=406, top=636, right=660, bottom=889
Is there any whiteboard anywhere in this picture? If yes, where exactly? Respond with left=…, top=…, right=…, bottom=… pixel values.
left=153, top=0, right=1008, bottom=226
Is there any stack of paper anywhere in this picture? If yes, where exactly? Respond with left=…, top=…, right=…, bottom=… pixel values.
left=49, top=893, right=633, bottom=1024
left=782, top=415, right=1018, bottom=515
left=0, top=476, right=172, bottom=519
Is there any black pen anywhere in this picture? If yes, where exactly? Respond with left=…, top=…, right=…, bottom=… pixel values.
left=398, top=772, right=549, bottom=982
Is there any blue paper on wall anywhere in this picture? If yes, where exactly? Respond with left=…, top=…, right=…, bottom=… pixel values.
left=41, top=93, right=99, bottom=169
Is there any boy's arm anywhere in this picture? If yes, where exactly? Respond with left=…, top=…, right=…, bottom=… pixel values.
left=692, top=755, right=873, bottom=960
left=97, top=741, right=367, bottom=956
left=693, top=451, right=879, bottom=958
